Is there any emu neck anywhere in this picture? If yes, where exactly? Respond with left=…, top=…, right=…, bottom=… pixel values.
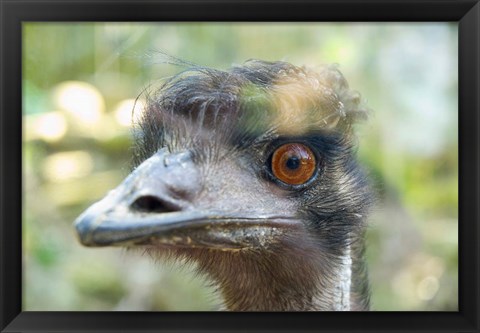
left=196, top=245, right=353, bottom=311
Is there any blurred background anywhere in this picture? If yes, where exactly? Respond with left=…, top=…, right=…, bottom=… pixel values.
left=23, top=23, right=458, bottom=311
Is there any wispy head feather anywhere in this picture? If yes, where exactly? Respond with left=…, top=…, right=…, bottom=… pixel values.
left=132, top=60, right=368, bottom=167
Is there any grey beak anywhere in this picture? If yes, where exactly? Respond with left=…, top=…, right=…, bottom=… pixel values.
left=74, top=148, right=206, bottom=247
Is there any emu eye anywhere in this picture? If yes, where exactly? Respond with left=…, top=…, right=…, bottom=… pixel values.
left=271, top=143, right=317, bottom=185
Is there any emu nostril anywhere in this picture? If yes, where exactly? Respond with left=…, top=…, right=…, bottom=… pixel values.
left=131, top=195, right=180, bottom=213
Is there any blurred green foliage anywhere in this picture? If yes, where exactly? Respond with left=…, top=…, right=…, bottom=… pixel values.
left=23, top=23, right=458, bottom=311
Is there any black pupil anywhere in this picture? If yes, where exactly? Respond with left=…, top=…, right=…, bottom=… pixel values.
left=285, top=156, right=300, bottom=170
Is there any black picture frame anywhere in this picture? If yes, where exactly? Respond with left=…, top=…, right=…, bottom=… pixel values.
left=1, top=0, right=479, bottom=332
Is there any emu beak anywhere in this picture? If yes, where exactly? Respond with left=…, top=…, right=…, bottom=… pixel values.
left=74, top=148, right=206, bottom=247
left=74, top=148, right=293, bottom=249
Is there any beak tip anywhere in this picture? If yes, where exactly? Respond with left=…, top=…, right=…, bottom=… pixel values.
left=74, top=212, right=100, bottom=247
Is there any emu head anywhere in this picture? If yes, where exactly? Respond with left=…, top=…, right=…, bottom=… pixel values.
left=75, top=60, right=373, bottom=311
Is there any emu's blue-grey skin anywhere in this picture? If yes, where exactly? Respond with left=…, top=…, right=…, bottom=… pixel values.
left=75, top=60, right=373, bottom=311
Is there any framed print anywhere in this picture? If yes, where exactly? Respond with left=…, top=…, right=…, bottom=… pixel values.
left=1, top=0, right=479, bottom=332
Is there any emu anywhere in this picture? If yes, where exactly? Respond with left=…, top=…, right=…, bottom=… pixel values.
left=75, top=60, right=373, bottom=311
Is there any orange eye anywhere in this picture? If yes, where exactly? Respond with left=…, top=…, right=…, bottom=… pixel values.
left=271, top=143, right=317, bottom=185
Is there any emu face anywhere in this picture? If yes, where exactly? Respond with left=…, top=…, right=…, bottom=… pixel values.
left=75, top=60, right=372, bottom=311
